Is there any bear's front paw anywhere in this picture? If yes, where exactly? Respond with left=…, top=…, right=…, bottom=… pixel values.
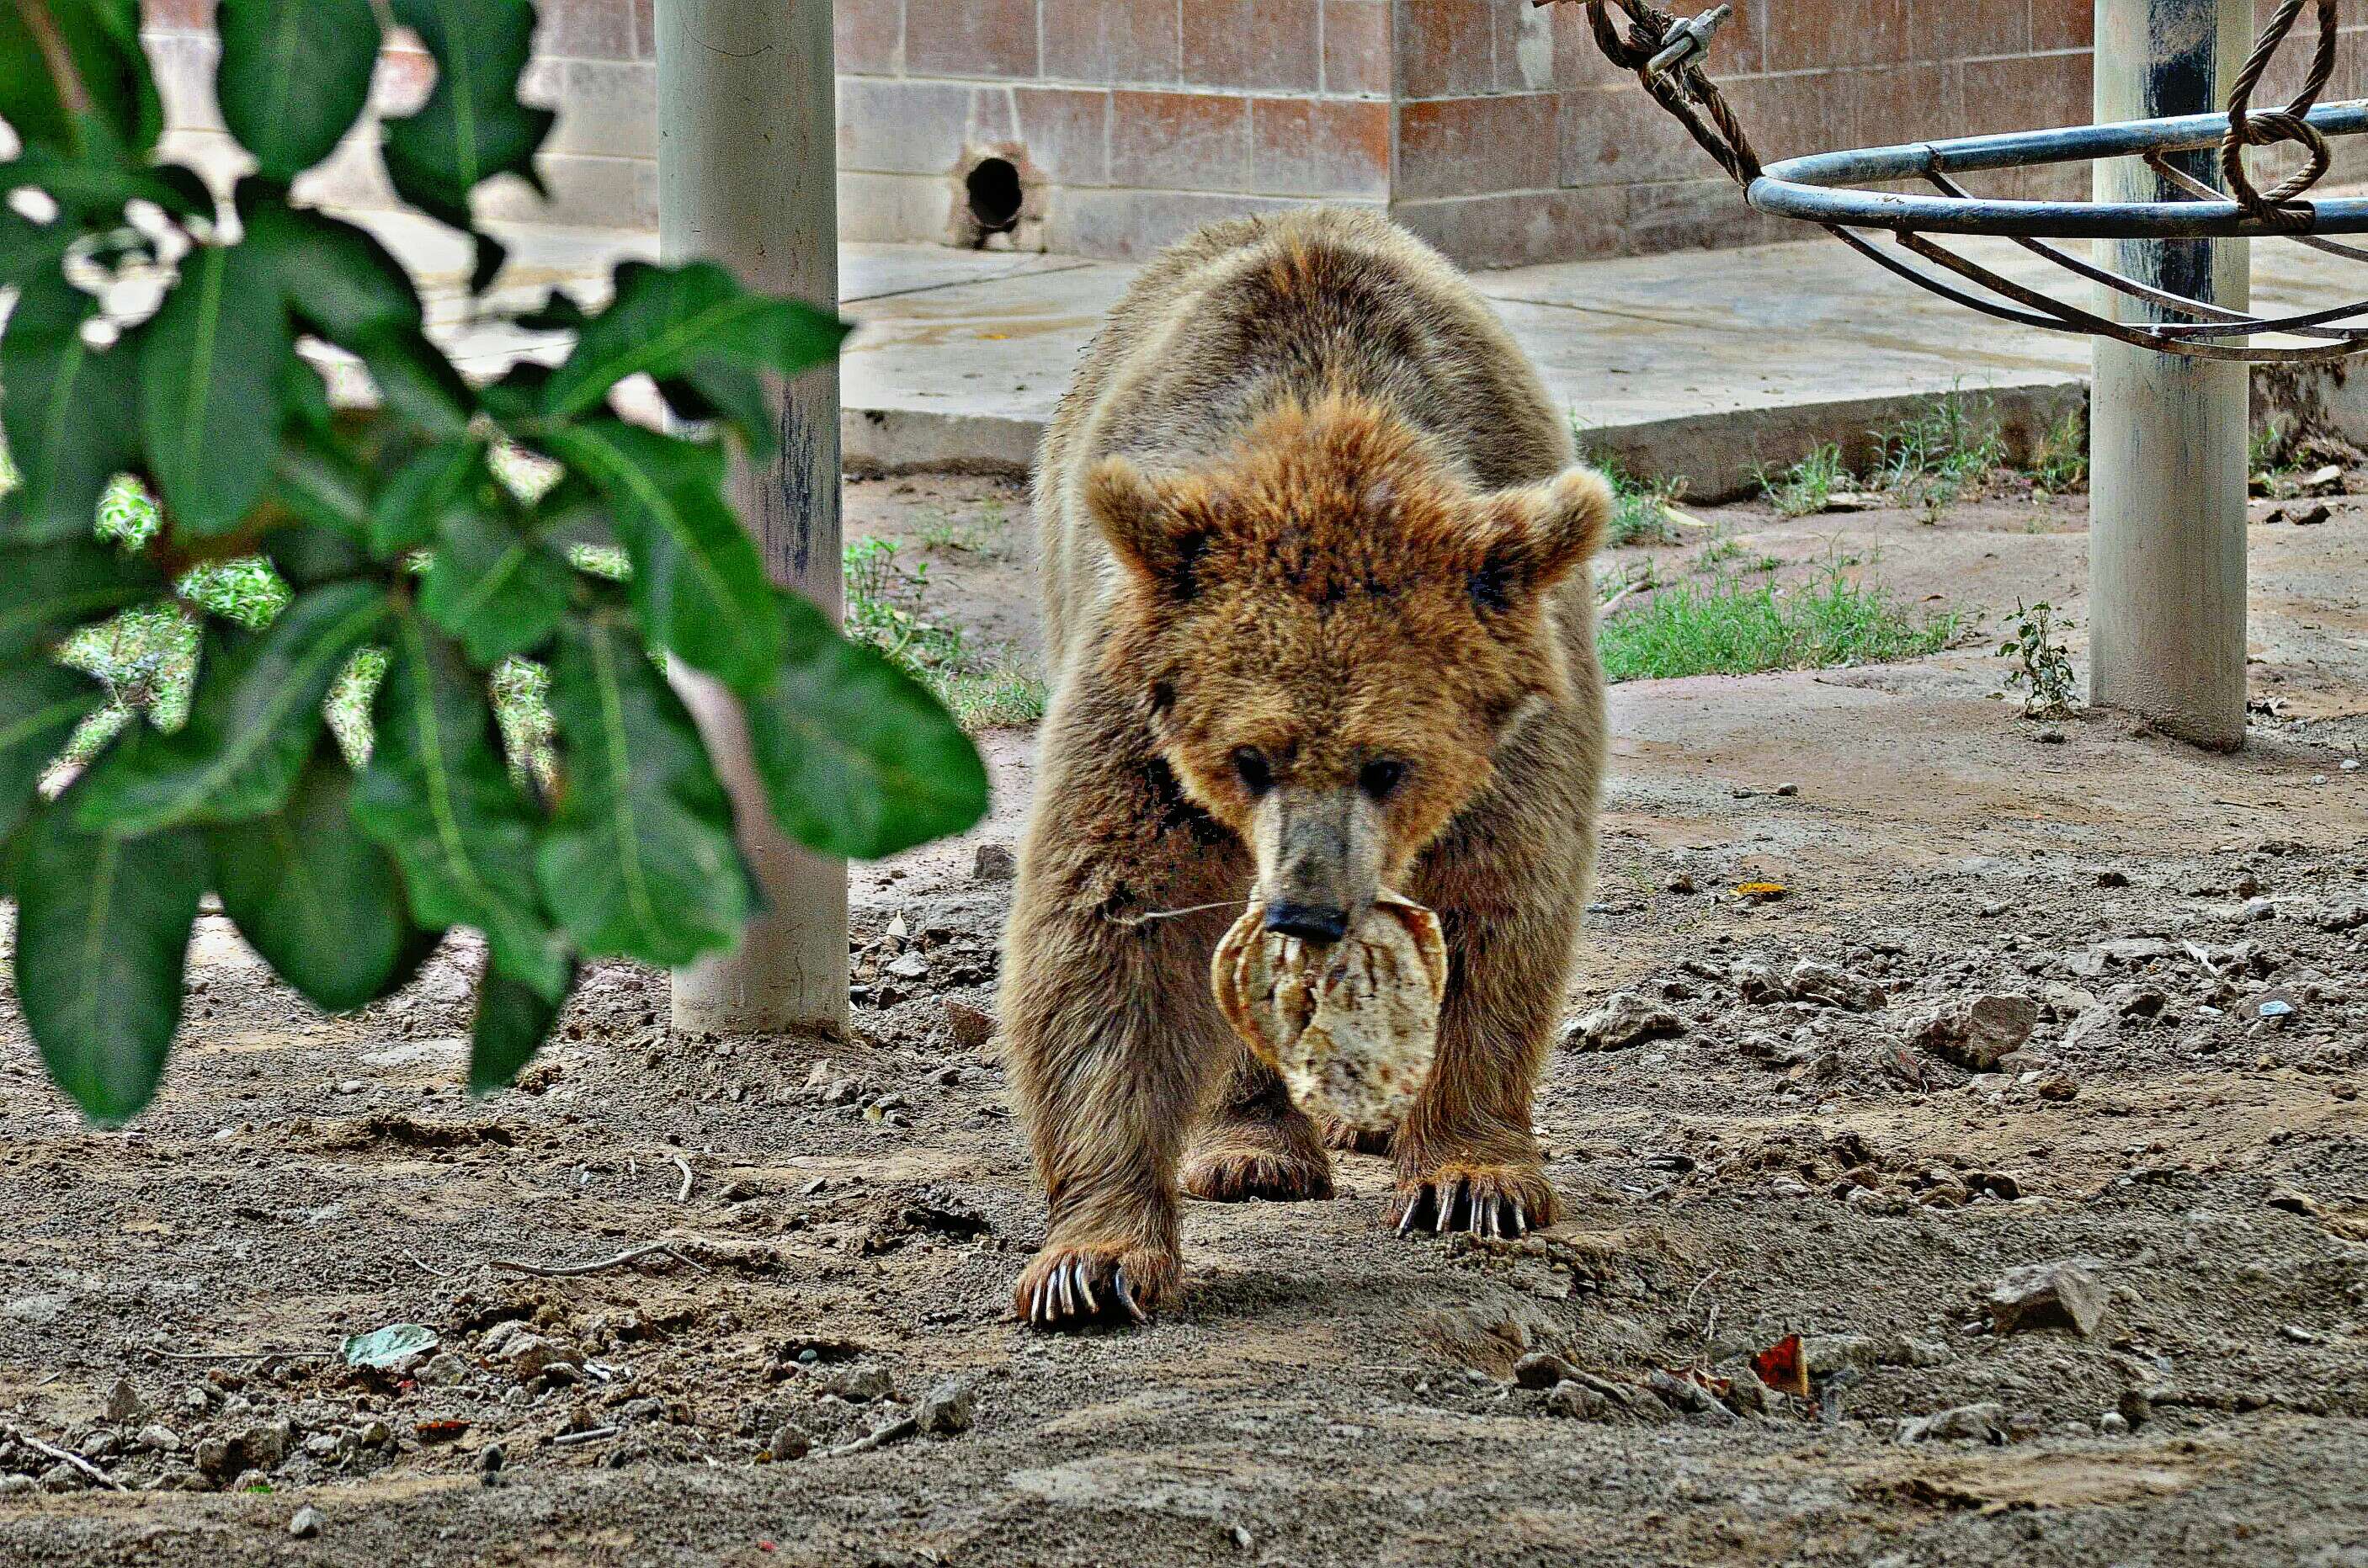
left=1015, top=1243, right=1178, bottom=1331
left=1393, top=1162, right=1555, bottom=1241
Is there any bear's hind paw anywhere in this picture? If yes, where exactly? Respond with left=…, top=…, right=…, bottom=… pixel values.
left=1016, top=1244, right=1174, bottom=1331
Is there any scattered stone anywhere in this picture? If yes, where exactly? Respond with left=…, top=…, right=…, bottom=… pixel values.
left=916, top=1379, right=974, bottom=1437
left=415, top=1353, right=470, bottom=1387
left=884, top=951, right=930, bottom=983
left=972, top=842, right=1016, bottom=882
left=103, top=1376, right=143, bottom=1424
left=1732, top=960, right=1789, bottom=1003
left=1666, top=873, right=1697, bottom=895
left=1565, top=992, right=1684, bottom=1052
left=817, top=1365, right=893, bottom=1403
left=2096, top=869, right=2131, bottom=889
left=194, top=1437, right=234, bottom=1477
left=480, top=1443, right=506, bottom=1475
left=289, top=1505, right=322, bottom=1539
left=1909, top=994, right=2038, bottom=1071
left=1544, top=1379, right=1604, bottom=1420
left=1801, top=1335, right=1878, bottom=1375
left=942, top=1000, right=995, bottom=1050
left=1513, top=1353, right=1581, bottom=1390
left=1989, top=1260, right=2109, bottom=1337
left=1897, top=1402, right=2004, bottom=1443
left=1788, top=960, right=1886, bottom=1012
left=136, top=1424, right=181, bottom=1454
left=2282, top=1323, right=2323, bottom=1345
left=2034, top=1071, right=2079, bottom=1102
left=768, top=1422, right=810, bottom=1460
left=37, top=1463, right=83, bottom=1493
left=2098, top=1410, right=2131, bottom=1436
left=2268, top=1185, right=2324, bottom=1217
left=500, top=1335, right=579, bottom=1382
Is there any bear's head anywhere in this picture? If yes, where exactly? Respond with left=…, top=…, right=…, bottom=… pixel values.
left=1089, top=392, right=1610, bottom=943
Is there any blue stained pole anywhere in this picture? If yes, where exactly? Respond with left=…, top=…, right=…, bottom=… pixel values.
left=2089, top=0, right=2252, bottom=749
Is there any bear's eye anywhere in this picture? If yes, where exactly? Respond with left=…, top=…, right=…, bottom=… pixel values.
left=1232, top=747, right=1274, bottom=798
left=1359, top=757, right=1407, bottom=802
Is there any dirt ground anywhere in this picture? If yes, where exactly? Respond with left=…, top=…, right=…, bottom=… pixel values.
left=1, top=474, right=2365, bottom=1567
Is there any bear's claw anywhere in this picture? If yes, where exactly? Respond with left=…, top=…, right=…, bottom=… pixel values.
left=1393, top=1167, right=1549, bottom=1241
left=1019, top=1250, right=1154, bottom=1331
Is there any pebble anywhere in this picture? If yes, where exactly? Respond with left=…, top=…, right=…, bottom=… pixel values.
left=1897, top=1402, right=2003, bottom=1443
left=972, top=842, right=1016, bottom=882
left=942, top=1001, right=995, bottom=1050
left=1909, top=993, right=2038, bottom=1071
left=1564, top=992, right=1684, bottom=1051
left=135, top=1424, right=181, bottom=1454
left=1788, top=960, right=1886, bottom=1013
left=1544, top=1379, right=1604, bottom=1420
left=1989, top=1259, right=2110, bottom=1337
left=103, top=1375, right=144, bottom=1424
left=916, top=1379, right=975, bottom=1437
left=2097, top=1411, right=2131, bottom=1437
left=289, top=1505, right=322, bottom=1539
left=1513, top=1353, right=1581, bottom=1390
left=817, top=1365, right=893, bottom=1403
left=768, top=1422, right=811, bottom=1460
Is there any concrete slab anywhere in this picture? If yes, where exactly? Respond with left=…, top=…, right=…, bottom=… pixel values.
left=359, top=212, right=2368, bottom=495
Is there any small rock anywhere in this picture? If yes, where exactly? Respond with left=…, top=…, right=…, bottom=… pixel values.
left=1801, top=1335, right=1877, bottom=1375
left=289, top=1505, right=322, bottom=1539
left=2281, top=1323, right=2323, bottom=1345
left=1565, top=991, right=1684, bottom=1051
left=1897, top=1402, right=2004, bottom=1443
left=942, top=1000, right=995, bottom=1050
left=301, top=1434, right=338, bottom=1459
left=1732, top=960, right=1790, bottom=1003
left=480, top=1443, right=505, bottom=1475
left=1989, top=1260, right=2109, bottom=1337
left=916, top=1379, right=974, bottom=1437
left=768, top=1422, right=810, bottom=1460
left=1666, top=873, right=1697, bottom=895
left=1544, top=1379, right=1604, bottom=1420
left=241, top=1420, right=291, bottom=1469
left=194, top=1436, right=235, bottom=1477
left=135, top=1424, right=182, bottom=1454
left=103, top=1375, right=144, bottom=1424
left=1911, top=994, right=2038, bottom=1071
left=37, top=1463, right=84, bottom=1493
left=1513, top=1353, right=1581, bottom=1390
left=972, top=842, right=1016, bottom=882
left=884, top=951, right=930, bottom=983
left=2098, top=1410, right=2131, bottom=1436
left=1788, top=960, right=1886, bottom=1012
left=2034, top=1071, right=2079, bottom=1102
left=415, top=1353, right=470, bottom=1387
left=2267, top=1185, right=2324, bottom=1217
left=817, top=1365, right=893, bottom=1403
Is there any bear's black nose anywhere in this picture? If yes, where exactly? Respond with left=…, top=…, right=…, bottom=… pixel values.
left=1264, top=903, right=1349, bottom=943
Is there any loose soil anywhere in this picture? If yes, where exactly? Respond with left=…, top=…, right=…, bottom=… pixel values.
left=2, top=476, right=2365, bottom=1566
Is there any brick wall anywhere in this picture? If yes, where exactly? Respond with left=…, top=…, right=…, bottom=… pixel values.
left=134, top=0, right=2368, bottom=271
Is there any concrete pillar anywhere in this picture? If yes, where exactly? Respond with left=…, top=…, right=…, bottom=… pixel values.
left=2089, top=0, right=2253, bottom=750
left=657, top=0, right=850, bottom=1031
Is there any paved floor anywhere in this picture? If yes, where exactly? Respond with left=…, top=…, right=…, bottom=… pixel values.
left=359, top=210, right=2368, bottom=497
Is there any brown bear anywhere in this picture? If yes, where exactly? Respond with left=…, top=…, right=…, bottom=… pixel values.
left=1003, top=206, right=1610, bottom=1329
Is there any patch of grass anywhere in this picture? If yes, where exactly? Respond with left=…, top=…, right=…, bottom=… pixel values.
left=915, top=495, right=1009, bottom=555
left=1759, top=442, right=1850, bottom=518
left=1599, top=563, right=1956, bottom=683
left=2251, top=414, right=2295, bottom=479
left=844, top=535, right=1041, bottom=731
left=2030, top=407, right=2089, bottom=494
left=1594, top=453, right=1687, bottom=546
left=1870, top=385, right=2005, bottom=522
left=1693, top=530, right=1744, bottom=571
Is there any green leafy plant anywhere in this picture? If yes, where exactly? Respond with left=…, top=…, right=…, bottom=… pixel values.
left=1871, top=385, right=2005, bottom=523
left=843, top=536, right=1045, bottom=731
left=1599, top=563, right=1956, bottom=683
left=1996, top=599, right=2078, bottom=719
left=1758, top=442, right=1849, bottom=518
left=0, top=0, right=987, bottom=1124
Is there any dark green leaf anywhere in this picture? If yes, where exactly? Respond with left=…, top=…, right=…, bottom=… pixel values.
left=139, top=242, right=294, bottom=535
left=381, top=0, right=552, bottom=251
left=351, top=613, right=571, bottom=1000
left=73, top=580, right=387, bottom=833
left=216, top=0, right=380, bottom=181
left=370, top=436, right=490, bottom=555
left=0, top=537, right=160, bottom=664
left=418, top=497, right=572, bottom=664
left=242, top=192, right=423, bottom=341
left=747, top=589, right=989, bottom=859
left=540, top=422, right=781, bottom=692
left=0, top=149, right=206, bottom=223
left=469, top=958, right=573, bottom=1093
left=537, top=608, right=750, bottom=965
left=352, top=324, right=474, bottom=440
left=542, top=262, right=849, bottom=453
left=0, top=0, right=158, bottom=160
left=0, top=657, right=101, bottom=841
left=0, top=204, right=76, bottom=287
left=206, top=746, right=412, bottom=1013
left=0, top=268, right=139, bottom=542
left=13, top=795, right=207, bottom=1124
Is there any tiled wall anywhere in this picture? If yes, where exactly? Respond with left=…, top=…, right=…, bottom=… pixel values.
left=135, top=0, right=2368, bottom=270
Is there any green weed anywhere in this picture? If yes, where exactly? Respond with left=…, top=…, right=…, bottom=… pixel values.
left=1996, top=599, right=2078, bottom=718
left=844, top=536, right=1042, bottom=731
left=2030, top=407, right=2089, bottom=493
left=1599, top=564, right=1956, bottom=683
left=1871, top=385, right=2005, bottom=522
left=1759, top=442, right=1850, bottom=518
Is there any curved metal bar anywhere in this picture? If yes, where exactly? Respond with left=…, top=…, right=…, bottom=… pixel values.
left=1897, top=232, right=2367, bottom=361
left=2145, top=148, right=2368, bottom=263
left=1751, top=101, right=2368, bottom=237
left=1821, top=226, right=2082, bottom=332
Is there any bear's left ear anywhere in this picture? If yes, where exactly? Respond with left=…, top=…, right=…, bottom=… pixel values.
left=1466, top=465, right=1613, bottom=614
left=1086, top=456, right=1209, bottom=599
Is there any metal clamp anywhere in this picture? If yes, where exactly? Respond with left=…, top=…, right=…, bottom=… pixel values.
left=1645, top=3, right=1732, bottom=78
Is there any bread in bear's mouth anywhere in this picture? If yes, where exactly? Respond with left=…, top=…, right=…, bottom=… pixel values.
left=1211, top=892, right=1449, bottom=1135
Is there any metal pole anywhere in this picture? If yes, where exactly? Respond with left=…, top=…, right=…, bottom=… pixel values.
left=2089, top=0, right=2251, bottom=749
left=657, top=0, right=850, bottom=1032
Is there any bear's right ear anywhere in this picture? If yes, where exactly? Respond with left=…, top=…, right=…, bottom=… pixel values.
left=1087, top=456, right=1207, bottom=598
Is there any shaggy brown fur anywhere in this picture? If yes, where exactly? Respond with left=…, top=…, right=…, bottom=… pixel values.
left=1004, top=208, right=1610, bottom=1330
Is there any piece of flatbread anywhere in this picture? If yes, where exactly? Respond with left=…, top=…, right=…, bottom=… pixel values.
left=1211, top=892, right=1449, bottom=1134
